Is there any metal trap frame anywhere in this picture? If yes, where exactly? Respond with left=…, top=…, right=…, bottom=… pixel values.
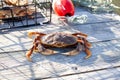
left=0, top=0, right=52, bottom=30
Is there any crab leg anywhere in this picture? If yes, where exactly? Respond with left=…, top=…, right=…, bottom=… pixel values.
left=28, top=32, right=46, bottom=38
left=77, top=38, right=92, bottom=59
left=85, top=40, right=92, bottom=48
left=82, top=38, right=92, bottom=59
left=72, top=33, right=92, bottom=59
left=84, top=48, right=91, bottom=59
left=26, top=43, right=37, bottom=62
left=62, top=39, right=83, bottom=56
left=26, top=35, right=42, bottom=61
left=72, top=32, right=88, bottom=38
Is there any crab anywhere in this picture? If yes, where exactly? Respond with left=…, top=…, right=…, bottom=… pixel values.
left=26, top=32, right=92, bottom=61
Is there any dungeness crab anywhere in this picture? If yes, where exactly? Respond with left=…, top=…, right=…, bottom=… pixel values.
left=26, top=32, right=92, bottom=61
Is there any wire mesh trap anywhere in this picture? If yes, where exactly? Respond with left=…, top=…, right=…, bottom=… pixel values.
left=0, top=0, right=52, bottom=30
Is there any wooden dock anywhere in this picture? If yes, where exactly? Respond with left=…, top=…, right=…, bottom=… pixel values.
left=0, top=8, right=120, bottom=80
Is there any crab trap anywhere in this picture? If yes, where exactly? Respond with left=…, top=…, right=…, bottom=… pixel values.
left=0, top=0, right=52, bottom=30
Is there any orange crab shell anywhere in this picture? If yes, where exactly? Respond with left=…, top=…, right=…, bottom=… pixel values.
left=40, top=32, right=78, bottom=48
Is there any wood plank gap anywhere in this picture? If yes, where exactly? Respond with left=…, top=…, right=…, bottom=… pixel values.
left=0, top=49, right=27, bottom=54
left=90, top=37, right=120, bottom=43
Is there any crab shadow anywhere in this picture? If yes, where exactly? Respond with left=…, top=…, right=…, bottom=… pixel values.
left=32, top=40, right=120, bottom=66
left=30, top=39, right=120, bottom=79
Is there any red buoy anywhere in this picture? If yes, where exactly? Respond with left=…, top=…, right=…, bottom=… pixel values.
left=52, top=0, right=75, bottom=16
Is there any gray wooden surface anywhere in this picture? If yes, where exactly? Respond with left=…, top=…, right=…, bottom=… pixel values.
left=0, top=8, right=120, bottom=80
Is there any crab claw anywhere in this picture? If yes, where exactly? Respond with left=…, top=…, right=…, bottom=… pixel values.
left=62, top=43, right=82, bottom=56
left=37, top=44, right=55, bottom=55
left=41, top=49, right=54, bottom=55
